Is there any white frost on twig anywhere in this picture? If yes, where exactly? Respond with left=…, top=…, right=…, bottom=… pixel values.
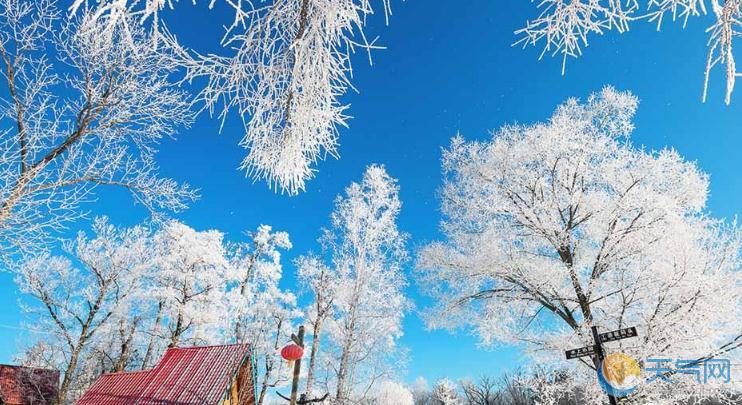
left=516, top=0, right=742, bottom=104
left=72, top=0, right=393, bottom=194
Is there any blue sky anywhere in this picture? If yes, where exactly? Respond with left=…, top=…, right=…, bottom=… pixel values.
left=1, top=0, right=740, bottom=387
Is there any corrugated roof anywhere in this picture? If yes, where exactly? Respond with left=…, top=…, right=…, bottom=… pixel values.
left=0, top=364, right=59, bottom=405
left=75, top=370, right=151, bottom=405
left=76, top=344, right=251, bottom=405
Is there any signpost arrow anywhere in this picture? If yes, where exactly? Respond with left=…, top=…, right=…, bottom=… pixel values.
left=565, top=345, right=599, bottom=360
left=598, top=326, right=637, bottom=343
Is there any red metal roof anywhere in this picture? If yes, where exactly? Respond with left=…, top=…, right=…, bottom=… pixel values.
left=0, top=364, right=59, bottom=405
left=76, top=344, right=251, bottom=405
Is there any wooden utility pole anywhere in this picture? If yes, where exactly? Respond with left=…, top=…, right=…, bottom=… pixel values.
left=289, top=326, right=305, bottom=405
left=277, top=326, right=329, bottom=405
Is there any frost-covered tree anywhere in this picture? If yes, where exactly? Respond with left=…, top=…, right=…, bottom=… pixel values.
left=296, top=253, right=338, bottom=396
left=460, top=376, right=498, bottom=405
left=15, top=219, right=300, bottom=403
left=71, top=0, right=394, bottom=194
left=146, top=221, right=230, bottom=350
left=430, top=379, right=462, bottom=405
left=461, top=373, right=535, bottom=405
left=516, top=0, right=742, bottom=104
left=81, top=256, right=158, bottom=375
left=91, top=316, right=144, bottom=372
left=228, top=225, right=293, bottom=343
left=0, top=0, right=194, bottom=255
left=250, top=300, right=299, bottom=405
left=225, top=225, right=299, bottom=405
left=311, top=165, right=409, bottom=403
left=15, top=217, right=151, bottom=404
left=370, top=380, right=415, bottom=405
left=417, top=87, right=741, bottom=404
left=412, top=377, right=433, bottom=405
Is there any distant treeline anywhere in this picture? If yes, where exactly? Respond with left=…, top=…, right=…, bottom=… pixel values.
left=410, top=371, right=741, bottom=405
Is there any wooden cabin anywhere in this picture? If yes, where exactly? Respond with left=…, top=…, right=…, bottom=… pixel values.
left=76, top=344, right=255, bottom=405
left=0, top=365, right=59, bottom=405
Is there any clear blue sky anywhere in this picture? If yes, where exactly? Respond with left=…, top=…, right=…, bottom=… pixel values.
left=0, top=0, right=740, bottom=387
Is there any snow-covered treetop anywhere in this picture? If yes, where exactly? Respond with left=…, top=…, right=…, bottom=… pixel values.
left=15, top=216, right=151, bottom=350
left=431, top=378, right=461, bottom=405
left=373, top=380, right=414, bottom=405
left=325, top=164, right=407, bottom=272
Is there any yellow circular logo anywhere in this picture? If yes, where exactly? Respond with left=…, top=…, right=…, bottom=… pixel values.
left=598, top=353, right=641, bottom=397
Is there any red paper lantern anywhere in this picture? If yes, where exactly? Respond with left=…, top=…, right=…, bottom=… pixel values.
left=280, top=344, right=304, bottom=361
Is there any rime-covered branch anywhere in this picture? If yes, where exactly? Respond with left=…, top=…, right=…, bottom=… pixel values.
left=517, top=0, right=742, bottom=104
left=71, top=0, right=393, bottom=194
left=0, top=0, right=196, bottom=254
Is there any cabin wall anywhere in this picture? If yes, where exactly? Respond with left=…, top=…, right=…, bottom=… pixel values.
left=223, top=356, right=254, bottom=405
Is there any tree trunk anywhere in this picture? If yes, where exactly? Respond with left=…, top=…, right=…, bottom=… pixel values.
left=113, top=319, right=139, bottom=372
left=559, top=246, right=600, bottom=369
left=142, top=301, right=163, bottom=369
left=234, top=275, right=251, bottom=343
left=55, top=282, right=106, bottom=404
left=169, top=311, right=184, bottom=348
left=234, top=319, right=243, bottom=344
left=304, top=317, right=323, bottom=396
left=57, top=344, right=82, bottom=405
left=257, top=318, right=284, bottom=405
left=256, top=356, right=273, bottom=405
left=335, top=285, right=361, bottom=405
left=334, top=336, right=353, bottom=404
left=57, top=320, right=93, bottom=405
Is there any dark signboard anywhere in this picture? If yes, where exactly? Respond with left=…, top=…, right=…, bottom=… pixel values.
left=565, top=345, right=598, bottom=359
left=599, top=327, right=638, bottom=343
